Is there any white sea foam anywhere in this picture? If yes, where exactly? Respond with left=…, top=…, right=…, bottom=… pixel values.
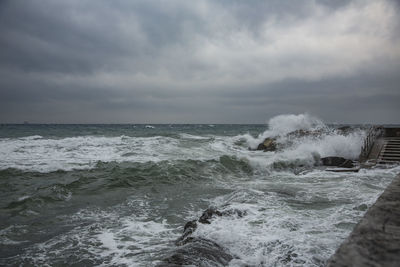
left=244, top=113, right=326, bottom=149
left=0, top=113, right=373, bottom=175
left=269, top=113, right=326, bottom=135
left=17, top=195, right=31, bottom=202
left=0, top=135, right=220, bottom=172
left=192, top=167, right=398, bottom=266
left=0, top=132, right=250, bottom=172
left=94, top=218, right=175, bottom=266
left=239, top=113, right=366, bottom=171
left=19, top=135, right=43, bottom=140
left=3, top=132, right=399, bottom=266
left=260, top=131, right=365, bottom=168
left=12, top=199, right=179, bottom=266
left=179, top=133, right=211, bottom=140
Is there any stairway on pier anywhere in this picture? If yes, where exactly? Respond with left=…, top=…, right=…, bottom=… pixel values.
left=378, top=137, right=400, bottom=164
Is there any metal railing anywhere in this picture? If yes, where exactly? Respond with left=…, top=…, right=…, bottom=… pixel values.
left=359, top=126, right=384, bottom=161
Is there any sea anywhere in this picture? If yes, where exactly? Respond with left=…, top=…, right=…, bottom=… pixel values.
left=1, top=114, right=399, bottom=266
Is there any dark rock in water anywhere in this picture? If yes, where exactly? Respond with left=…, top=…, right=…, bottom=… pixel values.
left=175, top=220, right=197, bottom=245
left=159, top=207, right=244, bottom=266
left=183, top=220, right=197, bottom=233
left=321, top=157, right=354, bottom=168
left=256, top=137, right=277, bottom=151
left=160, top=238, right=234, bottom=266
left=176, top=207, right=244, bottom=245
left=199, top=207, right=222, bottom=224
left=221, top=208, right=246, bottom=218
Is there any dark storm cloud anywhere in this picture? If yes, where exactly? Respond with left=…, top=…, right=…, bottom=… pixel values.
left=0, top=0, right=399, bottom=123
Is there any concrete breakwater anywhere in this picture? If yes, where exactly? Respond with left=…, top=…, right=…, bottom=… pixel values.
left=326, top=174, right=400, bottom=267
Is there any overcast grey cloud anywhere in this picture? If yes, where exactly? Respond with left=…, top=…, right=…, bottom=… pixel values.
left=0, top=0, right=399, bottom=123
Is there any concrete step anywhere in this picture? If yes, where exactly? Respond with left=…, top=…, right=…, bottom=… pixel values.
left=379, top=136, right=400, bottom=162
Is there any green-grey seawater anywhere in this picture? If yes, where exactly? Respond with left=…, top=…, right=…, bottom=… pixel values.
left=1, top=117, right=399, bottom=266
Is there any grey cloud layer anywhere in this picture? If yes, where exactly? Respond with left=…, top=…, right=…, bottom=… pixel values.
left=0, top=0, right=399, bottom=123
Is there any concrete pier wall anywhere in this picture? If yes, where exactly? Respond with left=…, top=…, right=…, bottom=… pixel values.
left=326, top=174, right=400, bottom=267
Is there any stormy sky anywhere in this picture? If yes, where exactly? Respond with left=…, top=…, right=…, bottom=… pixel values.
left=1, top=0, right=399, bottom=124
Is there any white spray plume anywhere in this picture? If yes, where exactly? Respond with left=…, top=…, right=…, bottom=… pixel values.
left=245, top=113, right=326, bottom=149
left=268, top=113, right=325, bottom=136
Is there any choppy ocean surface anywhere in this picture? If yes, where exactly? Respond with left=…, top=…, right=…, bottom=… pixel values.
left=1, top=114, right=399, bottom=266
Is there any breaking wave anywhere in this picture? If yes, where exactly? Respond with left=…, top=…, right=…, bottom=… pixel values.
left=1, top=114, right=399, bottom=266
left=0, top=114, right=366, bottom=173
left=241, top=113, right=366, bottom=171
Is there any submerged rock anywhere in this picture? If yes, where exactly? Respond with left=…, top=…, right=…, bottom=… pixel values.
left=321, top=157, right=354, bottom=168
left=256, top=137, right=277, bottom=151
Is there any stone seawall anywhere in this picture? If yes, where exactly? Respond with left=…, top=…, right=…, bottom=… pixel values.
left=326, top=174, right=400, bottom=267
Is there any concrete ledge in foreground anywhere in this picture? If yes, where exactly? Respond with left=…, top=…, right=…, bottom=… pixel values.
left=326, top=174, right=400, bottom=267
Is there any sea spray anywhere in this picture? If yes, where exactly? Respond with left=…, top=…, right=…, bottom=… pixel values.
left=241, top=114, right=366, bottom=171
left=0, top=119, right=397, bottom=267
left=244, top=113, right=326, bottom=149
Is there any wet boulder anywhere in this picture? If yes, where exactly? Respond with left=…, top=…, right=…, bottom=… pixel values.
left=175, top=220, right=198, bottom=245
left=256, top=137, right=277, bottom=151
left=159, top=207, right=244, bottom=266
left=198, top=207, right=245, bottom=224
left=321, top=157, right=354, bottom=168
left=199, top=207, right=222, bottom=224
left=160, top=237, right=234, bottom=266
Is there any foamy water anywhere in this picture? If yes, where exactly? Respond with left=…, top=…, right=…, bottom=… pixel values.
left=0, top=114, right=364, bottom=173
left=0, top=114, right=398, bottom=266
